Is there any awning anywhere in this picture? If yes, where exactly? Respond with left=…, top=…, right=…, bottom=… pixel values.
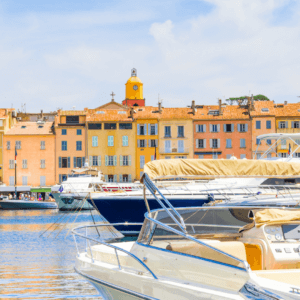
left=30, top=188, right=51, bottom=193
left=0, top=186, right=31, bottom=192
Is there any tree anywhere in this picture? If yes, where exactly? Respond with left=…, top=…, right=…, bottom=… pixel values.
left=225, top=94, right=269, bottom=105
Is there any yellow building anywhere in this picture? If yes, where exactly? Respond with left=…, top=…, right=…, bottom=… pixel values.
left=275, top=103, right=300, bottom=158
left=158, top=108, right=194, bottom=160
left=87, top=101, right=136, bottom=182
left=135, top=107, right=159, bottom=179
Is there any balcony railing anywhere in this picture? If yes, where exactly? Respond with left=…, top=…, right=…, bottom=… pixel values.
left=159, top=147, right=189, bottom=154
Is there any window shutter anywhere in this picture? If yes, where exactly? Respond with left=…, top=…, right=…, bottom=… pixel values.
left=231, top=124, right=234, bottom=132
left=155, top=124, right=158, bottom=135
left=196, top=139, right=199, bottom=148
left=196, top=125, right=199, bottom=133
left=105, top=175, right=108, bottom=182
left=114, top=155, right=117, bottom=166
left=137, top=140, right=140, bottom=148
left=217, top=139, right=220, bottom=148
left=209, top=139, right=212, bottom=148
left=209, top=124, right=212, bottom=132
left=105, top=155, right=108, bottom=166
left=237, top=124, right=240, bottom=132
left=155, top=139, right=158, bottom=147
left=286, top=121, right=288, bottom=128
left=129, top=155, right=131, bottom=166
left=137, top=124, right=140, bottom=135
left=204, top=139, right=206, bottom=148
left=119, top=175, right=123, bottom=182
left=112, top=136, right=114, bottom=146
left=145, top=139, right=148, bottom=147
left=144, top=124, right=147, bottom=135
left=113, top=175, right=117, bottom=182
left=128, top=174, right=132, bottom=182
left=98, top=156, right=101, bottom=166
left=148, top=124, right=151, bottom=135
left=203, top=124, right=206, bottom=132
left=291, top=121, right=294, bottom=128
left=68, top=157, right=70, bottom=168
left=120, top=155, right=123, bottom=166
left=217, top=124, right=220, bottom=132
left=223, top=124, right=226, bottom=132
left=245, top=124, right=248, bottom=132
left=73, top=157, right=77, bottom=168
left=59, top=174, right=62, bottom=183
left=89, top=156, right=92, bottom=166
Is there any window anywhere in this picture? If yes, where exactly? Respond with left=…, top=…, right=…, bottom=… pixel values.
left=226, top=139, right=232, bottom=148
left=210, top=124, right=219, bottom=132
left=22, top=176, right=28, bottom=186
left=164, top=126, right=171, bottom=137
left=279, top=121, right=287, bottom=129
left=62, top=141, right=67, bottom=151
left=60, top=157, right=70, bottom=168
left=294, top=153, right=300, bottom=158
left=40, top=141, right=45, bottom=150
left=175, top=156, right=187, bottom=159
left=40, top=159, right=45, bottom=169
left=212, top=153, right=218, bottom=159
left=267, top=153, right=272, bottom=158
left=140, top=155, right=145, bottom=169
left=22, top=159, right=27, bottom=169
left=122, top=174, right=129, bottom=182
left=9, top=159, right=14, bottom=169
left=88, top=123, right=102, bottom=130
left=256, top=137, right=261, bottom=145
left=296, top=139, right=300, bottom=145
left=238, top=124, right=247, bottom=132
left=119, top=123, right=132, bottom=130
left=177, top=126, right=184, bottom=137
left=211, top=139, right=219, bottom=148
left=226, top=154, right=232, bottom=159
left=165, top=140, right=171, bottom=153
left=62, top=129, right=67, bottom=135
left=108, top=136, right=114, bottom=147
left=122, top=155, right=129, bottom=166
left=198, top=155, right=204, bottom=159
left=92, top=136, right=98, bottom=147
left=149, top=124, right=157, bottom=135
left=208, top=110, right=219, bottom=116
left=256, top=121, right=261, bottom=129
left=278, top=153, right=287, bottom=158
left=104, top=123, right=117, bottom=130
left=108, top=175, right=114, bottom=182
left=196, top=124, right=206, bottom=133
left=108, top=156, right=114, bottom=166
left=59, top=174, right=67, bottom=183
left=261, top=108, right=269, bottom=112
left=122, top=136, right=128, bottom=147
left=137, top=124, right=146, bottom=135
left=240, top=139, right=246, bottom=148
left=77, top=129, right=82, bottom=135
left=240, top=154, right=246, bottom=159
left=292, top=121, right=300, bottom=129
left=197, top=139, right=205, bottom=148
left=256, top=153, right=262, bottom=159
left=266, top=121, right=271, bottom=129
left=165, top=156, right=171, bottom=159
left=266, top=139, right=272, bottom=145
left=92, top=156, right=98, bottom=166
left=281, top=139, right=287, bottom=149
left=149, top=139, right=157, bottom=147
left=178, top=140, right=184, bottom=153
left=16, top=141, right=21, bottom=149
left=66, top=116, right=79, bottom=124
left=40, top=176, right=46, bottom=186
left=9, top=176, right=14, bottom=186
left=76, top=157, right=83, bottom=168
left=6, top=141, right=10, bottom=150
left=76, top=141, right=82, bottom=151
left=224, top=124, right=233, bottom=132
left=138, top=139, right=146, bottom=148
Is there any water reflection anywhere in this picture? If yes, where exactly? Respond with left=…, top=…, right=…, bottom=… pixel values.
left=0, top=209, right=102, bottom=299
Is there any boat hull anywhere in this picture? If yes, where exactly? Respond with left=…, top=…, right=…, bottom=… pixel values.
left=53, top=193, right=94, bottom=211
left=0, top=199, right=57, bottom=210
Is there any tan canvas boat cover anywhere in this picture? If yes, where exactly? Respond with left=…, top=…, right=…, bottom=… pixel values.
left=254, top=209, right=300, bottom=227
left=143, top=159, right=300, bottom=180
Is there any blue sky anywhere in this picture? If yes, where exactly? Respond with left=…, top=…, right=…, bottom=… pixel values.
left=0, top=0, right=299, bottom=112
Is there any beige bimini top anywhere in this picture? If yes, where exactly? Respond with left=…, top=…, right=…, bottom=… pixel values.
left=143, top=159, right=300, bottom=180
left=254, top=209, right=300, bottom=227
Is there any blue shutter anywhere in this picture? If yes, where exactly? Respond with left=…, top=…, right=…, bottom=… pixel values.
left=74, top=157, right=77, bottom=168
left=59, top=174, right=62, bottom=183
left=119, top=174, right=123, bottom=182
left=245, top=124, right=248, bottom=132
left=113, top=175, right=117, bottom=182
left=155, top=124, right=158, bottom=135
left=128, top=174, right=132, bottom=182
left=137, top=124, right=140, bottom=135
left=59, top=157, right=62, bottom=168
left=67, top=157, right=70, bottom=168
left=82, top=157, right=85, bottom=166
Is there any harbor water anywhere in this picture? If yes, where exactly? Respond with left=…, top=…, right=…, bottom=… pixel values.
left=0, top=209, right=104, bottom=299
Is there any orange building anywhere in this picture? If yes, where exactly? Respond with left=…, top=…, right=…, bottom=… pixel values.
left=250, top=101, right=276, bottom=159
left=193, top=101, right=252, bottom=159
left=54, top=110, right=87, bottom=183
left=3, top=121, right=55, bottom=187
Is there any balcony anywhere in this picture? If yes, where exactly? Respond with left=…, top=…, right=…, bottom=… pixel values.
left=159, top=147, right=189, bottom=154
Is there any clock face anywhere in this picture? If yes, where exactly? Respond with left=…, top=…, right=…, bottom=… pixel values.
left=133, top=85, right=138, bottom=90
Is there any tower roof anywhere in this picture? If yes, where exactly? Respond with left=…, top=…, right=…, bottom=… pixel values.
left=126, top=76, right=142, bottom=84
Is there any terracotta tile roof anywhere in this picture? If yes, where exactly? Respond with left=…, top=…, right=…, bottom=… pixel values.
left=250, top=101, right=276, bottom=116
left=6, top=122, right=54, bottom=135
left=87, top=109, right=133, bottom=122
left=59, top=110, right=87, bottom=116
left=193, top=105, right=250, bottom=120
left=274, top=103, right=300, bottom=117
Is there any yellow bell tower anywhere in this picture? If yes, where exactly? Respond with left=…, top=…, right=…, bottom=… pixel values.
left=123, top=68, right=145, bottom=106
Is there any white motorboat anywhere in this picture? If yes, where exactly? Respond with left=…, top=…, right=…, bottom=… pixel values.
left=73, top=174, right=300, bottom=299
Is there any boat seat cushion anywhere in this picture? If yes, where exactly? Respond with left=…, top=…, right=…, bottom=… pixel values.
left=166, top=240, right=247, bottom=264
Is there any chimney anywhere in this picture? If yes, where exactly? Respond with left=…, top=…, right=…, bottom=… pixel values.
left=284, top=101, right=287, bottom=105
left=218, top=99, right=223, bottom=115
left=129, top=107, right=135, bottom=119
left=41, top=109, right=43, bottom=120
left=158, top=101, right=162, bottom=114
left=191, top=100, right=196, bottom=115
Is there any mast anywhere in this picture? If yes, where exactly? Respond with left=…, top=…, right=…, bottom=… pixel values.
left=15, top=145, right=17, bottom=198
